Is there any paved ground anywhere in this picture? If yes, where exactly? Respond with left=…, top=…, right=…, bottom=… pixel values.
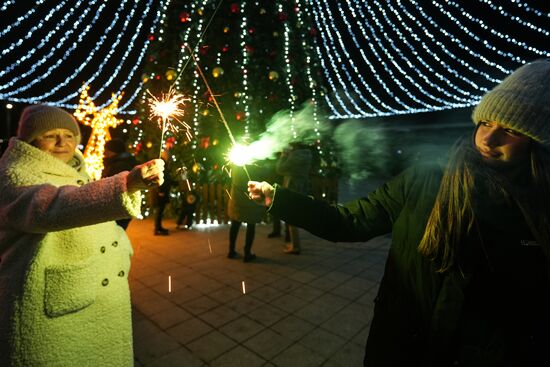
left=127, top=218, right=390, bottom=367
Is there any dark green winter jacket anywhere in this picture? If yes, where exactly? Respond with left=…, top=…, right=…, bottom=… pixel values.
left=269, top=163, right=549, bottom=367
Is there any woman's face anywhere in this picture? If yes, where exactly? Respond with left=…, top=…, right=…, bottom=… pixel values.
left=474, top=121, right=531, bottom=167
left=32, top=128, right=77, bottom=163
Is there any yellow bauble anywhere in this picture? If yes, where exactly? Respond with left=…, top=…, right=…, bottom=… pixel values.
left=212, top=67, right=224, bottom=78
left=146, top=141, right=153, bottom=148
left=202, top=109, right=209, bottom=116
left=268, top=70, right=279, bottom=81
left=192, top=163, right=200, bottom=173
left=165, top=69, right=177, bottom=81
left=223, top=26, right=230, bottom=33
left=141, top=73, right=149, bottom=83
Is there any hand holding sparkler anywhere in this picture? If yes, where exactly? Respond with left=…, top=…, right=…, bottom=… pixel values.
left=126, top=159, right=165, bottom=193
left=248, top=181, right=275, bottom=207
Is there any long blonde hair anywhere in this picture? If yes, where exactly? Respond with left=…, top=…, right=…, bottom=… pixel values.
left=418, top=133, right=550, bottom=273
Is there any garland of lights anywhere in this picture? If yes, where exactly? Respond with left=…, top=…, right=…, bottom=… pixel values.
left=1, top=0, right=105, bottom=93
left=0, top=0, right=167, bottom=113
left=297, top=0, right=325, bottom=172
left=239, top=1, right=251, bottom=135
left=307, top=0, right=549, bottom=119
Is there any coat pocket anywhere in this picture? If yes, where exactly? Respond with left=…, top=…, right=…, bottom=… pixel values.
left=44, top=257, right=99, bottom=317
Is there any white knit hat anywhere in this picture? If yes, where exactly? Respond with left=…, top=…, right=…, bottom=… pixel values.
left=472, top=59, right=550, bottom=146
left=17, top=104, right=81, bottom=143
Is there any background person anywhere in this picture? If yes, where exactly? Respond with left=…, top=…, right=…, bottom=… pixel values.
left=249, top=60, right=550, bottom=366
left=0, top=104, right=164, bottom=366
left=176, top=182, right=200, bottom=230
left=102, top=137, right=139, bottom=230
left=276, top=142, right=312, bottom=254
left=150, top=151, right=174, bottom=236
left=227, top=164, right=264, bottom=262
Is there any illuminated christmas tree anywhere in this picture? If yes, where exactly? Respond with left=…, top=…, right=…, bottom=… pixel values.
left=128, top=0, right=335, bottom=188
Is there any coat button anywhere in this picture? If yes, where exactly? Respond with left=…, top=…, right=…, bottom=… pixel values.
left=100, top=246, right=106, bottom=253
left=76, top=179, right=85, bottom=185
left=112, top=241, right=118, bottom=247
left=118, top=270, right=125, bottom=277
left=102, top=278, right=109, bottom=286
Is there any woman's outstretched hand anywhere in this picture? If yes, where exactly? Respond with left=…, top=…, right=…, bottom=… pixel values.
left=248, top=181, right=275, bottom=207
left=126, top=159, right=165, bottom=193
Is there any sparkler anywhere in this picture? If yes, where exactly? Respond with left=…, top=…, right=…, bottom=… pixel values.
left=147, top=87, right=191, bottom=158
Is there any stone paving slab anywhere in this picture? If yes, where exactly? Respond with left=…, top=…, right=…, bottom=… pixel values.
left=127, top=218, right=390, bottom=366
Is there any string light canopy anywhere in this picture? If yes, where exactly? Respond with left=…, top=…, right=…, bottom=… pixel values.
left=307, top=0, right=550, bottom=119
left=0, top=0, right=167, bottom=113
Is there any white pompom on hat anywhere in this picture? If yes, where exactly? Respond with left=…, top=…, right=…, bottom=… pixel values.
left=472, top=59, right=550, bottom=146
left=17, top=104, right=81, bottom=143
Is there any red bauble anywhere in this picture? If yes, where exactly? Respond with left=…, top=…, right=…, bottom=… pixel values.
left=230, top=3, right=239, bottom=13
left=132, top=118, right=140, bottom=125
left=278, top=12, right=288, bottom=21
left=222, top=44, right=229, bottom=52
left=248, top=27, right=255, bottom=34
left=199, top=45, right=209, bottom=55
left=155, top=75, right=161, bottom=80
left=148, top=34, right=155, bottom=41
left=179, top=11, right=190, bottom=23
left=309, top=27, right=318, bottom=37
left=245, top=45, right=254, bottom=54
left=201, top=137, right=210, bottom=149
left=235, top=112, right=245, bottom=121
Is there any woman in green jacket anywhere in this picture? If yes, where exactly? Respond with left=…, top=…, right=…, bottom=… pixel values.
left=0, top=105, right=165, bottom=366
left=249, top=60, right=550, bottom=366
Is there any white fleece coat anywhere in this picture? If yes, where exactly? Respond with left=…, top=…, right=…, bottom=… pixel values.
left=0, top=138, right=141, bottom=366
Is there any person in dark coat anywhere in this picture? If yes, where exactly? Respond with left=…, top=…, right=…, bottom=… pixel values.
left=102, top=138, right=139, bottom=230
left=176, top=183, right=200, bottom=230
left=248, top=60, right=550, bottom=366
left=227, top=164, right=265, bottom=262
left=276, top=142, right=312, bottom=254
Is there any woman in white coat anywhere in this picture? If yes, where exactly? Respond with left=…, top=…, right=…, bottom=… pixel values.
left=0, top=105, right=164, bottom=366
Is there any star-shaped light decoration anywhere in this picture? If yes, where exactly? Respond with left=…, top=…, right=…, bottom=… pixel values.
left=74, top=85, right=124, bottom=180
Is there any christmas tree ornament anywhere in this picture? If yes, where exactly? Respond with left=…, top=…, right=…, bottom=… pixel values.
left=141, top=73, right=150, bottom=83
left=179, top=11, right=190, bottom=23
left=268, top=70, right=279, bottom=81
left=223, top=26, right=230, bottom=33
left=212, top=67, right=224, bottom=78
left=165, top=69, right=177, bottom=81
left=230, top=3, right=239, bottom=13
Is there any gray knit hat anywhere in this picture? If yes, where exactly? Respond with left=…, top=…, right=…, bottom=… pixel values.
left=472, top=59, right=550, bottom=146
left=17, top=104, right=81, bottom=143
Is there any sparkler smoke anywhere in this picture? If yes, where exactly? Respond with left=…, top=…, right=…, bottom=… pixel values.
left=231, top=104, right=331, bottom=165
left=332, top=119, right=391, bottom=184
